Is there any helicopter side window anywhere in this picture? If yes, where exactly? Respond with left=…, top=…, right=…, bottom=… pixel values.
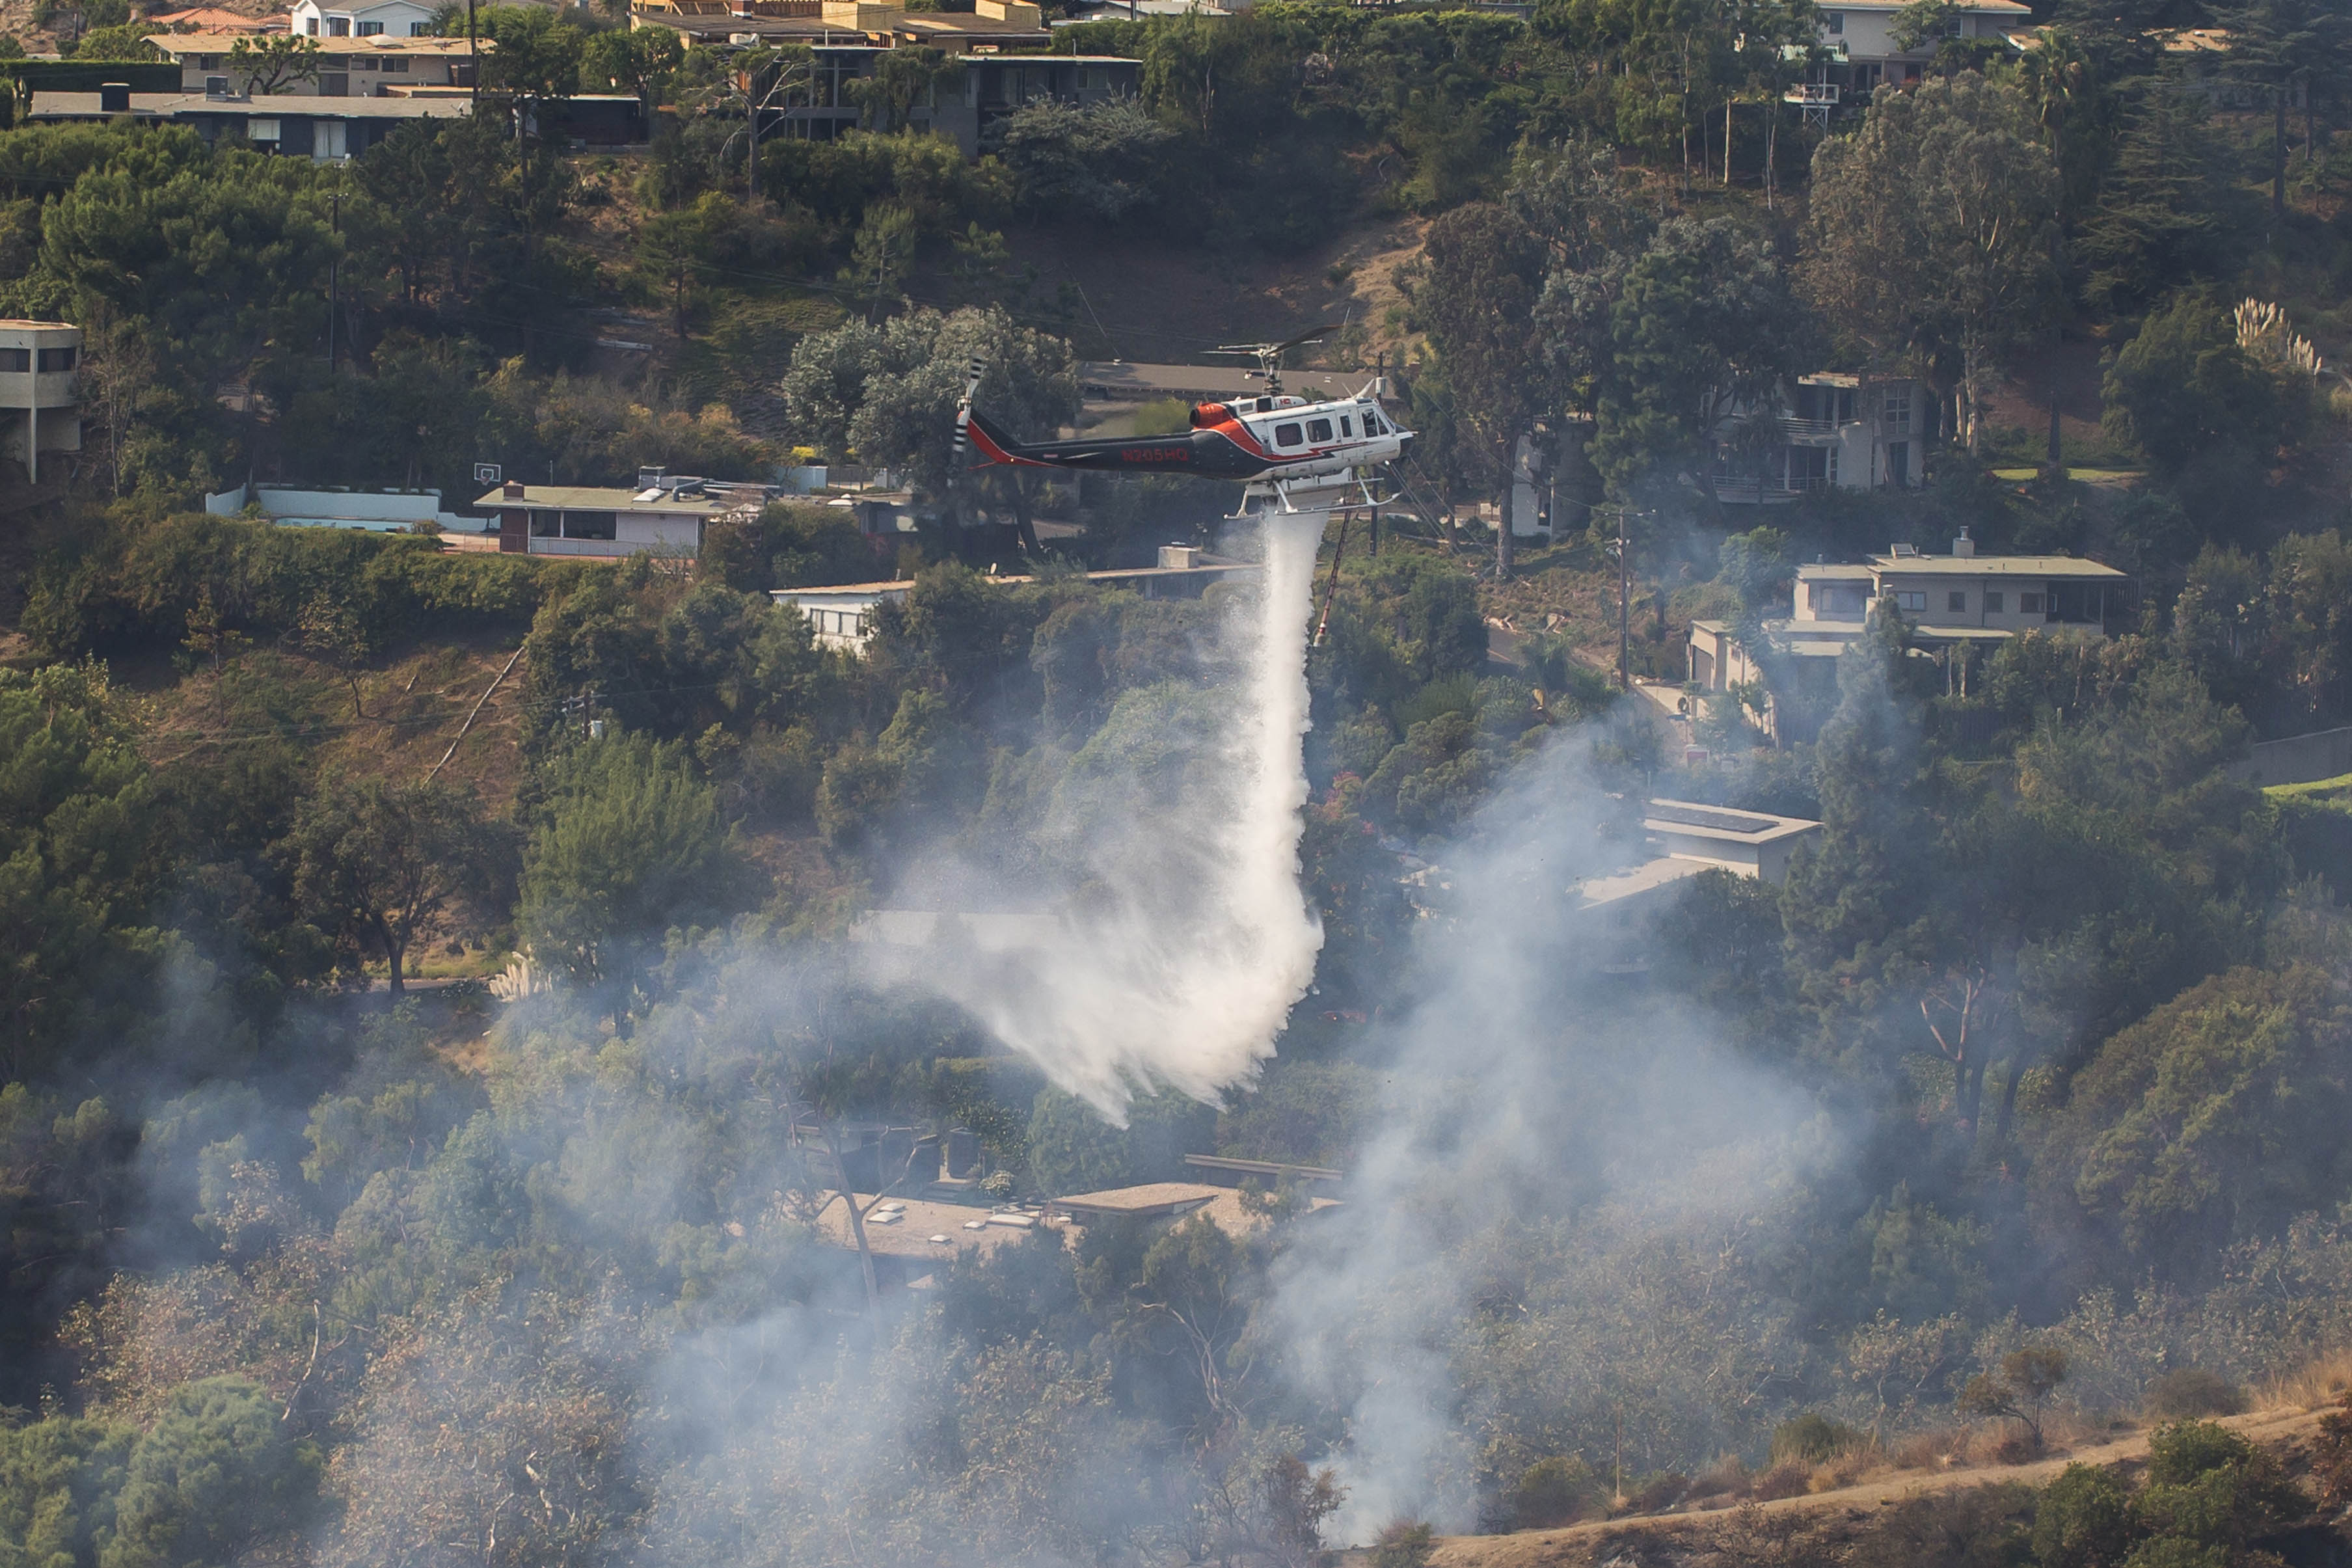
left=1339, top=415, right=1355, bottom=437
left=1275, top=422, right=1304, bottom=448
left=1308, top=418, right=1333, bottom=443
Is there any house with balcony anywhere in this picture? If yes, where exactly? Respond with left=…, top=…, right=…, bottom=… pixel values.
left=0, top=319, right=80, bottom=485
left=1688, top=530, right=2129, bottom=739
left=1712, top=372, right=1935, bottom=503
left=1785, top=0, right=2033, bottom=117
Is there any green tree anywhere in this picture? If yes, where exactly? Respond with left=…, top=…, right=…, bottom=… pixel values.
left=637, top=189, right=738, bottom=338
left=2076, top=85, right=2247, bottom=316
left=518, top=733, right=749, bottom=1018
left=2102, top=293, right=2289, bottom=481
left=226, top=33, right=320, bottom=93
left=0, top=1414, right=133, bottom=1568
left=1804, top=70, right=2058, bottom=450
left=1414, top=201, right=1548, bottom=576
left=2043, top=964, right=2352, bottom=1269
left=279, top=777, right=504, bottom=997
left=101, top=1378, right=321, bottom=1568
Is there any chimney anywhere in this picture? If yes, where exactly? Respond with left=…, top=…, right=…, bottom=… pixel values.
left=503, top=480, right=524, bottom=499
left=1953, top=525, right=1976, bottom=558
left=99, top=81, right=131, bottom=113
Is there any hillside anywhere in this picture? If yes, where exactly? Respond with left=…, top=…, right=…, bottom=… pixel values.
left=1433, top=1403, right=2345, bottom=1568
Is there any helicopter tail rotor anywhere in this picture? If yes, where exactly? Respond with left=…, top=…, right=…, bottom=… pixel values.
left=950, top=358, right=986, bottom=463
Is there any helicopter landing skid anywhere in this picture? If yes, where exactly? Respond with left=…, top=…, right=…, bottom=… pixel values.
left=1236, top=470, right=1386, bottom=517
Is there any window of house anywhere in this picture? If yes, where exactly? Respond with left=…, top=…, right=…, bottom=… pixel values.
left=385, top=56, right=409, bottom=70
left=530, top=510, right=560, bottom=537
left=36, top=347, right=75, bottom=372
left=1823, top=10, right=1842, bottom=30
left=1884, top=386, right=1911, bottom=431
left=327, top=17, right=349, bottom=34
left=1948, top=590, right=1966, bottom=612
left=1275, top=422, right=1303, bottom=448
left=1945, top=14, right=1966, bottom=34
left=409, top=19, right=429, bottom=31
left=354, top=55, right=374, bottom=67
left=2020, top=591, right=2045, bottom=614
left=1985, top=590, right=2003, bottom=612
left=357, top=20, right=383, bottom=33
left=1895, top=591, right=1925, bottom=611
left=1307, top=418, right=1332, bottom=442
left=303, top=17, right=317, bottom=31
left=0, top=349, right=25, bottom=372
left=562, top=511, right=617, bottom=540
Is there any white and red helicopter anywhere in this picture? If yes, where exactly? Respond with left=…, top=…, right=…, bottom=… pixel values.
left=953, top=327, right=1413, bottom=494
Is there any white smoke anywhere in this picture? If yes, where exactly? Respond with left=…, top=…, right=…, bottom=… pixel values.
left=873, top=511, right=1328, bottom=1117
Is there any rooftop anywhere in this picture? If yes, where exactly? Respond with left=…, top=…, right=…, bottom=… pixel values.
left=1825, top=0, right=2031, bottom=10
left=475, top=482, right=758, bottom=513
left=146, top=29, right=485, bottom=49
left=811, top=1193, right=1042, bottom=1260
left=1643, top=798, right=1822, bottom=847
left=146, top=5, right=288, bottom=29
left=29, top=89, right=474, bottom=117
left=1865, top=550, right=2128, bottom=578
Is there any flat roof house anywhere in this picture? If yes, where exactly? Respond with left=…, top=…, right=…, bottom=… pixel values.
left=474, top=474, right=773, bottom=560
left=145, top=31, right=483, bottom=96
left=1689, top=529, right=2129, bottom=738
left=25, top=87, right=471, bottom=157
left=0, top=320, right=80, bottom=485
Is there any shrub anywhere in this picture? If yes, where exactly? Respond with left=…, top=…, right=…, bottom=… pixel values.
left=1368, top=1519, right=1436, bottom=1568
left=2033, top=1463, right=2135, bottom=1568
left=2143, top=1370, right=2246, bottom=1422
left=1511, top=1455, right=1603, bottom=1528
left=1750, top=1458, right=1813, bottom=1501
left=1771, top=1412, right=1864, bottom=1465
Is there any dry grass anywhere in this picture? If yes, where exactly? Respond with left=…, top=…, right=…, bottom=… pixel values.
left=2256, top=1345, right=2352, bottom=1411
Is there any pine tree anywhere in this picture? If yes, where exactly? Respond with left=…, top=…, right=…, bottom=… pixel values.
left=2076, top=81, right=2245, bottom=314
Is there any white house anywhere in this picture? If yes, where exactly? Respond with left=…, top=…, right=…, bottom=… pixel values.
left=290, top=0, right=438, bottom=36
left=0, top=319, right=80, bottom=485
left=474, top=475, right=773, bottom=559
left=1712, top=372, right=1935, bottom=502
left=144, top=31, right=481, bottom=96
left=1789, top=0, right=2033, bottom=116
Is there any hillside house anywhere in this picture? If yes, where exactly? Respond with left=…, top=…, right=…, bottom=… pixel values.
left=472, top=472, right=774, bottom=559
left=144, top=31, right=481, bottom=96
left=1688, top=531, right=2129, bottom=739
left=1787, top=0, right=2032, bottom=117
left=1712, top=372, right=1936, bottom=502
left=25, top=85, right=473, bottom=155
left=629, top=0, right=1139, bottom=155
left=0, top=319, right=80, bottom=485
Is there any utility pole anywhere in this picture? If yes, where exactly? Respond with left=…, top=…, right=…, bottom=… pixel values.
left=327, top=191, right=339, bottom=373
left=466, top=0, right=478, bottom=109
left=744, top=55, right=758, bottom=204
left=1617, top=506, right=1630, bottom=692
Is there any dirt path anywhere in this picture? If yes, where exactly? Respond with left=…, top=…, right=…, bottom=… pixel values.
left=1431, top=1405, right=2334, bottom=1568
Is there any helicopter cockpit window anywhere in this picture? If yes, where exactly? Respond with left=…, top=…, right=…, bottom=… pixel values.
left=1308, top=418, right=1332, bottom=442
left=1365, top=409, right=1387, bottom=435
left=1275, top=422, right=1304, bottom=447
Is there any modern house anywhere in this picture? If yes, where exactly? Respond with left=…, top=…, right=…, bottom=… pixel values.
left=1787, top=0, right=2033, bottom=117
left=144, top=31, right=482, bottom=96
left=472, top=473, right=774, bottom=559
left=1712, top=372, right=1936, bottom=502
left=23, top=85, right=472, bottom=154
left=628, top=0, right=1139, bottom=155
left=1688, top=531, right=2131, bottom=737
left=290, top=0, right=439, bottom=37
left=0, top=319, right=81, bottom=485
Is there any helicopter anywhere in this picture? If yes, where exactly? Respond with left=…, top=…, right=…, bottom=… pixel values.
left=953, top=327, right=1414, bottom=493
